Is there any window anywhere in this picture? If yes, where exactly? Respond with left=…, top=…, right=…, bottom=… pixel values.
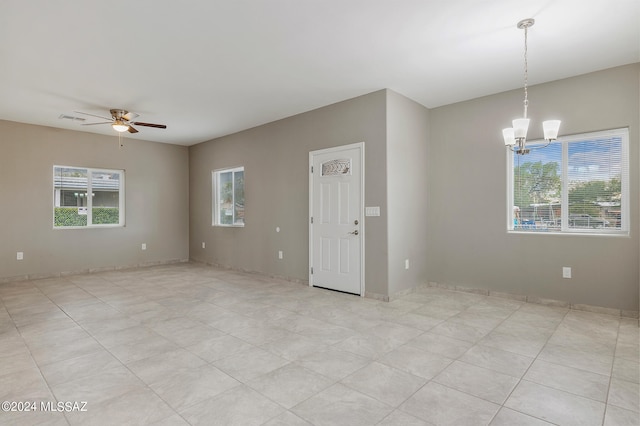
left=53, top=166, right=125, bottom=228
left=508, top=128, right=629, bottom=234
left=213, top=167, right=244, bottom=226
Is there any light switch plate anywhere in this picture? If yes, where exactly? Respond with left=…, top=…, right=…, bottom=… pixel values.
left=365, top=206, right=380, bottom=217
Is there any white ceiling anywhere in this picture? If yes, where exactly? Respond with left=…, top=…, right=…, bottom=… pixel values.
left=1, top=0, right=638, bottom=146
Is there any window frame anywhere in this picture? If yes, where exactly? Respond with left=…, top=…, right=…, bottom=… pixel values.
left=212, top=166, right=245, bottom=227
left=507, top=128, right=629, bottom=236
left=53, top=165, right=125, bottom=229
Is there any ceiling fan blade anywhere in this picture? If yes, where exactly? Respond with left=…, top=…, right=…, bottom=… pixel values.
left=127, top=125, right=139, bottom=134
left=131, top=121, right=167, bottom=129
left=123, top=112, right=139, bottom=121
left=74, top=111, right=113, bottom=121
left=81, top=121, right=112, bottom=126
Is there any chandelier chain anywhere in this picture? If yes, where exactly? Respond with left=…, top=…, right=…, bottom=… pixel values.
left=505, top=18, right=561, bottom=154
left=523, top=23, right=529, bottom=119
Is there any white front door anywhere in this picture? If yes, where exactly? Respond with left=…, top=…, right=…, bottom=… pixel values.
left=309, top=143, right=364, bottom=295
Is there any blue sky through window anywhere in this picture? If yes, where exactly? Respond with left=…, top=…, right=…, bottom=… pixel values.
left=514, top=137, right=622, bottom=182
left=567, top=138, right=622, bottom=182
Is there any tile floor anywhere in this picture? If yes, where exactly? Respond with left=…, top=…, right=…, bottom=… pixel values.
left=0, top=263, right=638, bottom=426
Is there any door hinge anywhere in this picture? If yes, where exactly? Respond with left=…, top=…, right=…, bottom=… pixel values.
left=311, top=165, right=314, bottom=173
left=310, top=217, right=313, bottom=224
left=310, top=267, right=314, bottom=274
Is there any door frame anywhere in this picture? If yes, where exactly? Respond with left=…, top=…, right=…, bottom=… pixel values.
left=308, top=142, right=365, bottom=297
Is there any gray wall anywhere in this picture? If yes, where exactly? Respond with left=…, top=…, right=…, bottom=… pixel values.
left=3, top=65, right=636, bottom=311
left=0, top=120, right=190, bottom=279
left=427, top=64, right=639, bottom=311
left=386, top=90, right=430, bottom=296
left=189, top=90, right=390, bottom=296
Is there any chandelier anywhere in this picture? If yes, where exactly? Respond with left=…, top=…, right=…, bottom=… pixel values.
left=503, top=18, right=561, bottom=155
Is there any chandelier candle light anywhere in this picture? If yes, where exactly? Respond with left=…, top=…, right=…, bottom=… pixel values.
left=503, top=18, right=561, bottom=155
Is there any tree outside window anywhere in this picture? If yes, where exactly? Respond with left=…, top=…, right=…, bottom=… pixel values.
left=508, top=128, right=628, bottom=234
left=213, top=167, right=244, bottom=226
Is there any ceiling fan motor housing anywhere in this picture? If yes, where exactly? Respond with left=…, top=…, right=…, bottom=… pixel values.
left=110, top=109, right=129, bottom=120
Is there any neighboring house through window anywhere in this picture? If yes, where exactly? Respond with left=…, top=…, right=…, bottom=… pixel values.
left=212, top=166, right=244, bottom=226
left=507, top=128, right=629, bottom=235
left=53, top=166, right=125, bottom=228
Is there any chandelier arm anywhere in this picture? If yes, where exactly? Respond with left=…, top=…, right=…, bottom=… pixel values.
left=527, top=140, right=553, bottom=151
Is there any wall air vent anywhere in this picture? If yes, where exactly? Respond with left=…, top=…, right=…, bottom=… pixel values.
left=58, top=114, right=86, bottom=122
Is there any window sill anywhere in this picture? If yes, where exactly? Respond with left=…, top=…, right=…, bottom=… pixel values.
left=53, top=225, right=124, bottom=230
left=508, top=229, right=630, bottom=237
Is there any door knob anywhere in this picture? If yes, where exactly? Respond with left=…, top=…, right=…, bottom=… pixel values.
left=348, top=230, right=359, bottom=235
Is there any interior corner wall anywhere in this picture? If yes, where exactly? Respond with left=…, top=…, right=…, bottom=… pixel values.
left=189, top=90, right=390, bottom=297
left=0, top=120, right=190, bottom=279
left=386, top=90, right=430, bottom=297
left=427, top=64, right=640, bottom=311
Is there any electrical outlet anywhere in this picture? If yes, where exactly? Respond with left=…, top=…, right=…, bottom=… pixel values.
left=141, top=243, right=147, bottom=250
left=202, top=242, right=206, bottom=249
left=405, top=259, right=410, bottom=270
left=562, top=267, right=571, bottom=279
left=278, top=250, right=283, bottom=260
left=16, top=251, right=23, bottom=260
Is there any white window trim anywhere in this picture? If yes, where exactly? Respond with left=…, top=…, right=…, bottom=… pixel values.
left=212, top=166, right=245, bottom=227
left=53, top=165, right=125, bottom=229
left=507, top=128, right=629, bottom=236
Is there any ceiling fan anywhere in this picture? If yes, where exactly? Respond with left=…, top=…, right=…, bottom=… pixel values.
left=74, top=109, right=167, bottom=134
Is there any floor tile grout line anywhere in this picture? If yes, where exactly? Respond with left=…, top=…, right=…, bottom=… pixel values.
left=529, top=305, right=619, bottom=413
left=2, top=264, right=636, bottom=425
left=67, top=273, right=232, bottom=425
left=26, top=275, right=191, bottom=424
left=95, top=272, right=310, bottom=419
left=476, top=298, right=570, bottom=425
left=510, top=306, right=623, bottom=424
left=1, top=285, right=70, bottom=426
left=10, top=282, right=96, bottom=426
left=241, top=363, right=340, bottom=421
left=601, top=318, right=624, bottom=425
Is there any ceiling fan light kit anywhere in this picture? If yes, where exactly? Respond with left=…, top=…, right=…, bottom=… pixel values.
left=503, top=18, right=561, bottom=155
left=112, top=120, right=129, bottom=133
